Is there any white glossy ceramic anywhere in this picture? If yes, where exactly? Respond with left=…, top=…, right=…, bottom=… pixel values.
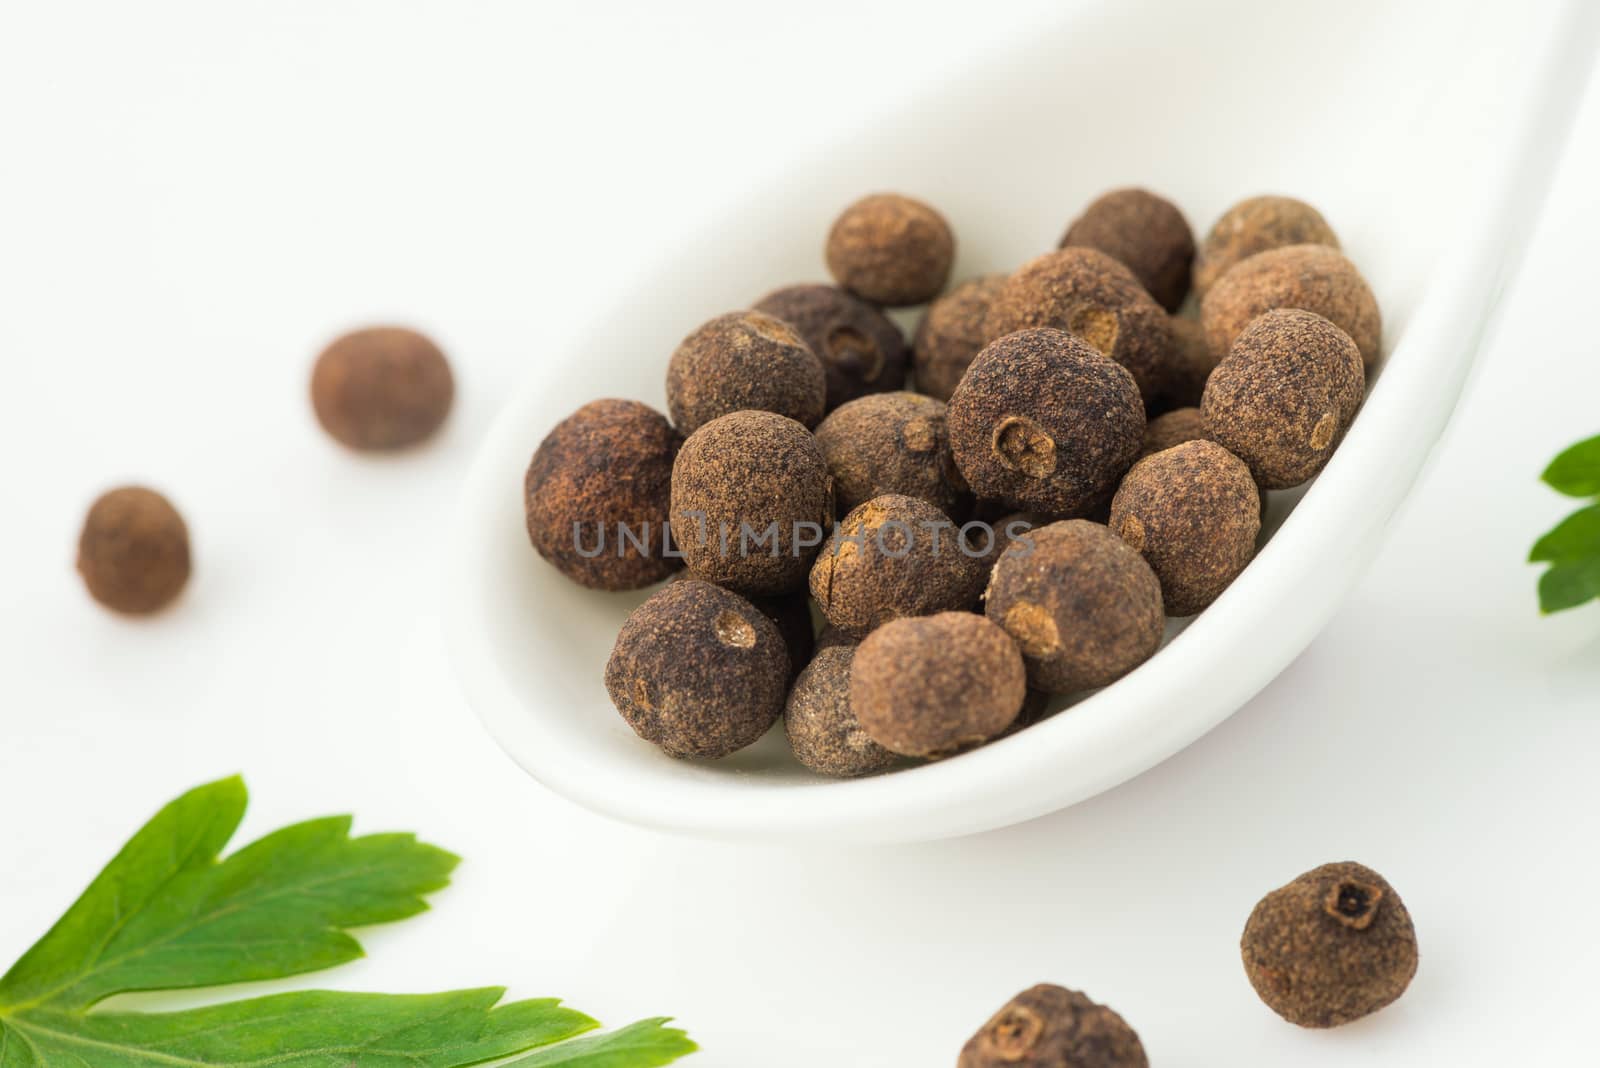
left=446, top=0, right=1599, bottom=842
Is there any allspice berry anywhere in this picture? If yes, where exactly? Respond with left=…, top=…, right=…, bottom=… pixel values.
left=984, top=520, right=1164, bottom=693
left=755, top=591, right=817, bottom=683
left=1110, top=441, right=1260, bottom=616
left=1138, top=406, right=1205, bottom=459
left=1194, top=194, right=1340, bottom=297
left=984, top=247, right=1176, bottom=407
left=947, top=328, right=1144, bottom=516
left=912, top=274, right=1007, bottom=401
left=851, top=612, right=1025, bottom=757
left=1201, top=244, right=1381, bottom=366
left=665, top=310, right=826, bottom=434
left=604, top=579, right=788, bottom=759
left=1160, top=315, right=1215, bottom=410
left=1060, top=187, right=1195, bottom=313
left=814, top=392, right=966, bottom=518
left=1202, top=309, right=1365, bottom=489
left=670, top=573, right=815, bottom=681
left=958, top=984, right=1148, bottom=1068
left=784, top=639, right=899, bottom=778
left=669, top=410, right=834, bottom=595
left=310, top=326, right=454, bottom=450
left=810, top=494, right=986, bottom=637
left=524, top=399, right=681, bottom=591
left=825, top=193, right=955, bottom=306
left=753, top=284, right=908, bottom=409
left=77, top=486, right=191, bottom=615
left=1241, top=861, right=1419, bottom=1028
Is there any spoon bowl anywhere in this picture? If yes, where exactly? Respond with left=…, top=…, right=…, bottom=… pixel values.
left=446, top=0, right=1598, bottom=841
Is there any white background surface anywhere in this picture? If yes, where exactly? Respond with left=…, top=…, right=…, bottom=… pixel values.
left=2, top=3, right=1597, bottom=1066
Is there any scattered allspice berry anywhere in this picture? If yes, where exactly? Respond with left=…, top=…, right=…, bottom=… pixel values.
left=825, top=193, right=955, bottom=306
left=604, top=579, right=789, bottom=759
left=958, top=984, right=1148, bottom=1068
left=1110, top=441, right=1260, bottom=616
left=850, top=612, right=1025, bottom=757
left=814, top=392, right=967, bottom=518
left=753, top=284, right=908, bottom=409
left=912, top=274, right=1008, bottom=401
left=1060, top=187, right=1195, bottom=313
left=669, top=410, right=834, bottom=595
left=1138, top=406, right=1206, bottom=459
left=1203, top=309, right=1365, bottom=489
left=810, top=494, right=986, bottom=637
left=310, top=326, right=454, bottom=451
left=984, top=520, right=1164, bottom=693
left=1201, top=243, right=1381, bottom=366
left=524, top=399, right=681, bottom=591
left=1241, top=861, right=1419, bottom=1028
left=947, top=328, right=1144, bottom=516
left=784, top=639, right=899, bottom=778
left=665, top=310, right=826, bottom=434
left=983, top=247, right=1177, bottom=407
left=1194, top=194, right=1340, bottom=297
left=76, top=486, right=191, bottom=615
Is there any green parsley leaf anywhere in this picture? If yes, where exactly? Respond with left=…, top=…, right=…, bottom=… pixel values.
left=502, top=1018, right=699, bottom=1068
left=1533, top=435, right=1600, bottom=614
left=0, top=778, right=696, bottom=1067
left=1538, top=558, right=1600, bottom=614
left=1541, top=433, right=1600, bottom=497
left=1529, top=503, right=1600, bottom=565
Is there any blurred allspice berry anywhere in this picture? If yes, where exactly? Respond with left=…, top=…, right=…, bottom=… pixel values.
left=958, top=984, right=1148, bottom=1068
left=77, top=487, right=191, bottom=615
left=311, top=326, right=454, bottom=450
left=1060, top=187, right=1195, bottom=313
left=825, top=193, right=955, bottom=306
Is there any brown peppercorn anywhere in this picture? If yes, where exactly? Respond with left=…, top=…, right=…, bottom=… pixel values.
left=810, top=494, right=987, bottom=638
left=310, top=326, right=454, bottom=450
left=1194, top=195, right=1340, bottom=297
left=984, top=520, right=1164, bottom=693
left=984, top=248, right=1177, bottom=408
left=850, top=612, right=1025, bottom=757
left=1138, top=406, right=1205, bottom=459
left=1202, top=309, right=1365, bottom=489
left=603, top=579, right=788, bottom=759
left=524, top=399, right=681, bottom=591
left=76, top=486, right=191, bottom=615
left=958, top=984, right=1148, bottom=1068
left=825, top=193, right=955, bottom=306
left=1241, top=861, right=1419, bottom=1028
left=1110, top=441, right=1260, bottom=616
left=753, top=284, right=908, bottom=409
left=669, top=410, right=834, bottom=595
left=912, top=274, right=1007, bottom=401
left=1159, top=315, right=1215, bottom=410
left=1060, top=187, right=1195, bottom=313
left=947, top=328, right=1144, bottom=516
left=814, top=392, right=967, bottom=518
left=1201, top=244, right=1381, bottom=367
left=784, top=639, right=899, bottom=778
left=665, top=310, right=826, bottom=434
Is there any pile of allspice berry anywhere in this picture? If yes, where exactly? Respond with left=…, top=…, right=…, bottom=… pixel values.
left=524, top=187, right=1379, bottom=776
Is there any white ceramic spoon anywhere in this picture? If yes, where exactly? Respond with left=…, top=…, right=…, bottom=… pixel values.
left=445, top=0, right=1599, bottom=842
